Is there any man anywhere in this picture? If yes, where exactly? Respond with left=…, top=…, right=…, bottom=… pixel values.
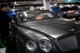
left=0, top=4, right=10, bottom=47
left=0, top=4, right=19, bottom=53
left=35, top=15, right=43, bottom=20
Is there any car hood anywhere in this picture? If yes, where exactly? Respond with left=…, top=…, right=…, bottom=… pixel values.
left=20, top=18, right=75, bottom=38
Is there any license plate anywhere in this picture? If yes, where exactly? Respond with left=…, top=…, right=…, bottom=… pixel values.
left=0, top=48, right=6, bottom=53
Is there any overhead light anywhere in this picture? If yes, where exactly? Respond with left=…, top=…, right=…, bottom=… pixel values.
left=68, top=0, right=72, bottom=1
left=14, top=1, right=19, bottom=5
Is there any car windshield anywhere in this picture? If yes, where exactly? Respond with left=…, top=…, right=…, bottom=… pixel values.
left=18, top=10, right=59, bottom=22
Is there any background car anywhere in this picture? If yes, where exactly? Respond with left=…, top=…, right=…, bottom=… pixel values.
left=58, top=6, right=80, bottom=20
left=11, top=10, right=80, bottom=53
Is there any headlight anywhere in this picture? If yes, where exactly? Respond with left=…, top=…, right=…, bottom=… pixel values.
left=26, top=40, right=37, bottom=52
left=39, top=39, right=52, bottom=53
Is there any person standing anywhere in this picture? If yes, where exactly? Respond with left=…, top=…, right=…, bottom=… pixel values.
left=0, top=4, right=18, bottom=53
left=0, top=4, right=10, bottom=48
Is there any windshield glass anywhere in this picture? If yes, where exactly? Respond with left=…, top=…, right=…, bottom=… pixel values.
left=41, top=12, right=53, bottom=18
left=18, top=11, right=56, bottom=22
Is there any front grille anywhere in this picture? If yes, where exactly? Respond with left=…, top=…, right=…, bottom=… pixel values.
left=57, top=35, right=79, bottom=52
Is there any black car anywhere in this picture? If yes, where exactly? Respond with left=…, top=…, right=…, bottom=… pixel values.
left=11, top=10, right=80, bottom=53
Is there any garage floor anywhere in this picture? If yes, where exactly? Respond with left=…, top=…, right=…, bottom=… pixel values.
left=0, top=37, right=9, bottom=53
left=0, top=33, right=15, bottom=53
left=0, top=38, right=6, bottom=53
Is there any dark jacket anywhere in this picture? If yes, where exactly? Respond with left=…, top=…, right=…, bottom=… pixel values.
left=0, top=10, right=10, bottom=31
